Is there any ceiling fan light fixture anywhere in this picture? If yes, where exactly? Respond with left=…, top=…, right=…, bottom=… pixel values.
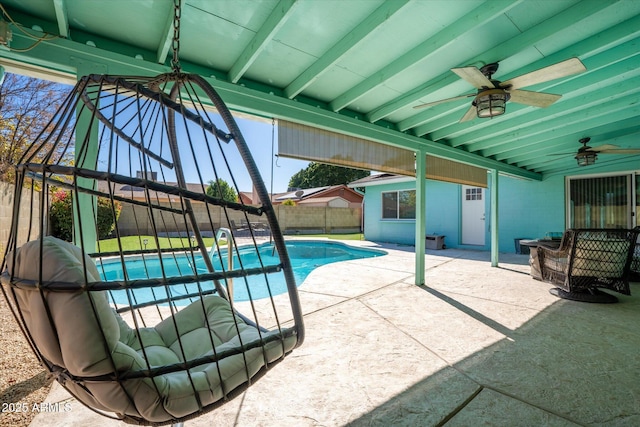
left=474, top=88, right=510, bottom=118
left=575, top=151, right=597, bottom=166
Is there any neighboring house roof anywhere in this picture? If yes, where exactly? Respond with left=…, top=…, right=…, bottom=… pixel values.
left=348, top=173, right=415, bottom=188
left=275, top=186, right=329, bottom=201
left=238, top=191, right=253, bottom=204
left=239, top=190, right=288, bottom=204
left=297, top=196, right=347, bottom=205
left=97, top=181, right=207, bottom=200
left=275, top=185, right=363, bottom=204
left=96, top=182, right=363, bottom=206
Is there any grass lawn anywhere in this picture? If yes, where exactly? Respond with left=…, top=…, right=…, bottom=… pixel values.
left=97, top=236, right=215, bottom=253
left=298, top=233, right=364, bottom=241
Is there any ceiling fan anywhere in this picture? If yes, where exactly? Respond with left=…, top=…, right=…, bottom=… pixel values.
left=413, top=57, right=587, bottom=122
left=570, top=137, right=640, bottom=166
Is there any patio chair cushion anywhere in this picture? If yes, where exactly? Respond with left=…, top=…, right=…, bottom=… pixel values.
left=5, top=236, right=120, bottom=377
left=572, top=238, right=627, bottom=278
left=4, top=236, right=295, bottom=422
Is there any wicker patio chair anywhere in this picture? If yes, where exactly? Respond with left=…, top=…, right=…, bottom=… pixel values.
left=631, top=233, right=640, bottom=281
left=537, top=228, right=640, bottom=303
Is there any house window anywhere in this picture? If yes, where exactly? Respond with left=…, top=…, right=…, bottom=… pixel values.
left=567, top=173, right=633, bottom=229
left=637, top=174, right=640, bottom=228
left=465, top=187, right=482, bottom=201
left=382, top=190, right=416, bottom=219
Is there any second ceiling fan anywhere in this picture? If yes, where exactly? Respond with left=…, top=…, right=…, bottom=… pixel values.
left=414, top=57, right=587, bottom=122
left=557, top=137, right=640, bottom=166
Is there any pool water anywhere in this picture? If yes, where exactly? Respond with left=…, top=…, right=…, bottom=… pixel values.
left=100, top=240, right=385, bottom=304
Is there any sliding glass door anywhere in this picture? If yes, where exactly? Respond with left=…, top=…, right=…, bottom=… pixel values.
left=567, top=173, right=635, bottom=229
left=636, top=174, right=640, bottom=228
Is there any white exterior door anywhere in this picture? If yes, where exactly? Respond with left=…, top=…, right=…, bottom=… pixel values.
left=462, top=186, right=485, bottom=245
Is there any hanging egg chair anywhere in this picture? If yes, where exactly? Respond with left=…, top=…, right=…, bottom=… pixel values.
left=0, top=70, right=304, bottom=425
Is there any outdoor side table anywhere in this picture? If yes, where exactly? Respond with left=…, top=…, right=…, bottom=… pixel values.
left=521, top=239, right=562, bottom=280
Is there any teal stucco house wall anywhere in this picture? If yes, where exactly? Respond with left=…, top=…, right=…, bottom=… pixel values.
left=350, top=156, right=639, bottom=253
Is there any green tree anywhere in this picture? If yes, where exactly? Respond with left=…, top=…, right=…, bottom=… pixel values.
left=49, top=189, right=73, bottom=241
left=206, top=178, right=238, bottom=203
left=49, top=190, right=122, bottom=242
left=0, top=73, right=73, bottom=183
left=288, top=162, right=369, bottom=189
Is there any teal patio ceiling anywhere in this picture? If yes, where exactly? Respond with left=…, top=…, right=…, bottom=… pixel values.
left=0, top=0, right=638, bottom=179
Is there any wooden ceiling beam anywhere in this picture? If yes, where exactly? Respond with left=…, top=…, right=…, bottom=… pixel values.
left=327, top=0, right=520, bottom=112
left=366, top=0, right=616, bottom=123
left=283, top=0, right=410, bottom=99
left=228, top=0, right=297, bottom=84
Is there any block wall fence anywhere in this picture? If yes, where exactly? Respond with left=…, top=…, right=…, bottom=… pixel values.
left=0, top=183, right=362, bottom=250
left=0, top=182, right=43, bottom=253
left=116, top=203, right=362, bottom=236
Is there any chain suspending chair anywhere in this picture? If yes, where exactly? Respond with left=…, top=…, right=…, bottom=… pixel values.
left=0, top=53, right=305, bottom=426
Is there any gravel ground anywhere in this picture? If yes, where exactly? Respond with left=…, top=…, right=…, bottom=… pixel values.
left=0, top=298, right=53, bottom=427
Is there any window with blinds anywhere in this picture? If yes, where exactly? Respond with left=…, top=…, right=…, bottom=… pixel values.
left=568, top=174, right=632, bottom=229
left=636, top=174, right=640, bottom=228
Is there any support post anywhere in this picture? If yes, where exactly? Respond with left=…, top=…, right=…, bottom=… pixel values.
left=73, top=63, right=102, bottom=253
left=414, top=149, right=426, bottom=285
left=490, top=169, right=499, bottom=267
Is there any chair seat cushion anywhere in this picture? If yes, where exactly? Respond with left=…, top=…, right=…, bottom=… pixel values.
left=3, top=236, right=296, bottom=423
left=573, top=238, right=627, bottom=278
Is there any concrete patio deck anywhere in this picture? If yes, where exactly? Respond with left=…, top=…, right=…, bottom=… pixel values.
left=30, top=240, right=640, bottom=426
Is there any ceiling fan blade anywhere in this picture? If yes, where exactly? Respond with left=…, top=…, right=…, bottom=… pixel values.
left=459, top=104, right=477, bottom=122
left=501, top=57, right=586, bottom=90
left=590, top=144, right=620, bottom=152
left=548, top=152, right=576, bottom=156
left=413, top=93, right=475, bottom=109
left=600, top=149, right=640, bottom=154
left=452, top=66, right=495, bottom=89
left=508, top=89, right=561, bottom=108
left=588, top=144, right=640, bottom=154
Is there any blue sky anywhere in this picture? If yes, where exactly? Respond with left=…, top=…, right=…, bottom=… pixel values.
left=208, top=116, right=309, bottom=194
left=46, top=76, right=309, bottom=196
left=94, top=103, right=309, bottom=195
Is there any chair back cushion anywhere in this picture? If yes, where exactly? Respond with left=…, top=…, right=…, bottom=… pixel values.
left=5, top=236, right=122, bottom=376
left=572, top=235, right=630, bottom=278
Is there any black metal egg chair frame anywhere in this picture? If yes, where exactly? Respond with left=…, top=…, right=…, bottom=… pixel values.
left=0, top=70, right=304, bottom=425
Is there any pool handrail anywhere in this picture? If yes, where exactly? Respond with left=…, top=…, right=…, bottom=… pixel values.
left=211, top=228, right=234, bottom=300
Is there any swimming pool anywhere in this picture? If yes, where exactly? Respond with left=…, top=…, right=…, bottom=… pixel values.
left=99, top=240, right=386, bottom=304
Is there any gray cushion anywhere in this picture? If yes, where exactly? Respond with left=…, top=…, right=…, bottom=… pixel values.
left=5, top=236, right=120, bottom=376
left=2, top=236, right=296, bottom=422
